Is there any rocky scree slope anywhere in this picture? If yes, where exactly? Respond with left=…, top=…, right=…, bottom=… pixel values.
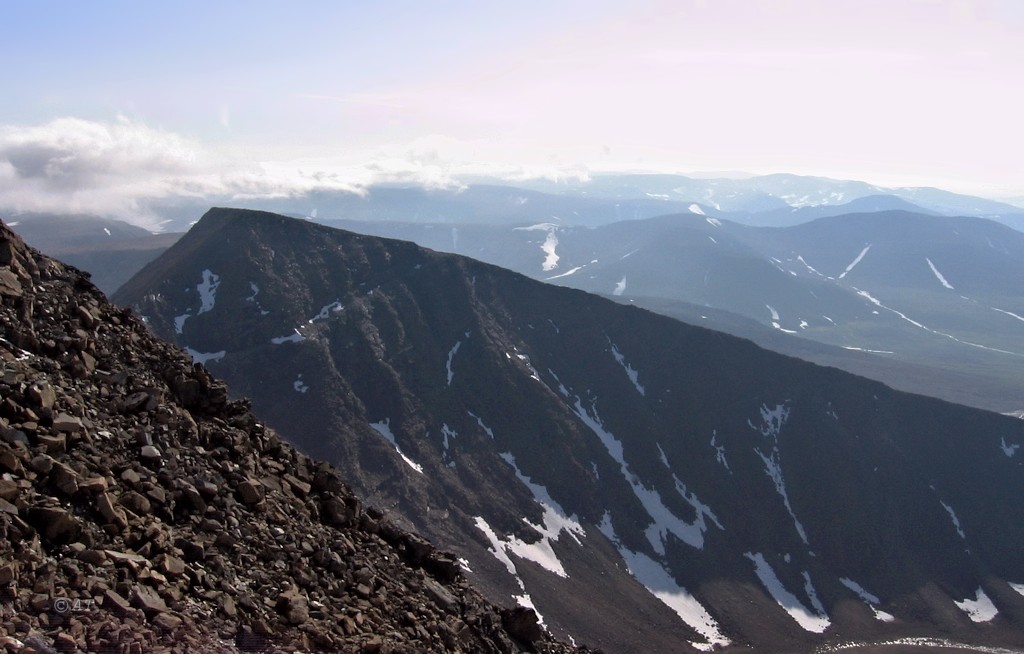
left=117, top=209, right=1024, bottom=653
left=0, top=219, right=581, bottom=653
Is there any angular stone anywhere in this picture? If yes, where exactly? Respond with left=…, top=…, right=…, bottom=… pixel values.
left=160, top=555, right=186, bottom=577
left=27, top=382, right=56, bottom=410
left=236, top=478, right=263, bottom=505
left=78, top=476, right=108, bottom=494
left=51, top=462, right=80, bottom=495
left=27, top=506, right=82, bottom=543
left=131, top=584, right=168, bottom=615
left=97, top=492, right=128, bottom=529
left=140, top=445, right=161, bottom=461
left=36, top=433, right=66, bottom=454
left=52, top=413, right=83, bottom=434
left=118, top=491, right=151, bottom=515
left=152, top=612, right=182, bottom=631
left=276, top=588, right=309, bottom=625
left=102, top=589, right=133, bottom=617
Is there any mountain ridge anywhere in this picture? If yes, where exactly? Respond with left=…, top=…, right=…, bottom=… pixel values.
left=116, top=207, right=1024, bottom=653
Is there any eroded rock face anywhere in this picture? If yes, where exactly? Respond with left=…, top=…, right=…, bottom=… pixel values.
left=0, top=220, right=580, bottom=653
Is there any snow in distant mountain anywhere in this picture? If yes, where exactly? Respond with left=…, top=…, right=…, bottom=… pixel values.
left=446, top=341, right=462, bottom=386
left=270, top=330, right=306, bottom=345
left=838, top=245, right=871, bottom=279
left=710, top=430, right=731, bottom=472
left=1011, top=582, right=1024, bottom=598
left=745, top=552, right=830, bottom=633
left=992, top=307, right=1024, bottom=324
left=293, top=374, right=309, bottom=393
left=926, top=258, right=955, bottom=289
left=1001, top=437, right=1020, bottom=457
left=540, top=231, right=560, bottom=272
left=196, top=269, right=220, bottom=315
left=546, top=265, right=584, bottom=280
left=706, top=217, right=722, bottom=227
left=600, top=514, right=730, bottom=651
left=613, top=277, right=627, bottom=296
left=103, top=227, right=111, bottom=236
left=467, top=411, right=495, bottom=439
left=185, top=347, right=226, bottom=365
left=309, top=300, right=343, bottom=323
left=954, top=588, right=998, bottom=623
left=369, top=419, right=423, bottom=474
left=940, top=500, right=966, bottom=540
left=840, top=577, right=895, bottom=622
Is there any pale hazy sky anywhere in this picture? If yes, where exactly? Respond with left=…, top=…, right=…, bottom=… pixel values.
left=2, top=0, right=1023, bottom=218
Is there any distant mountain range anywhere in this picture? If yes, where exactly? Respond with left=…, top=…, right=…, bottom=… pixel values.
left=114, top=208, right=1024, bottom=653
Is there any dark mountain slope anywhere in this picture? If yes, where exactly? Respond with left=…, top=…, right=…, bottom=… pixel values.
left=0, top=220, right=579, bottom=653
left=117, top=208, right=1024, bottom=653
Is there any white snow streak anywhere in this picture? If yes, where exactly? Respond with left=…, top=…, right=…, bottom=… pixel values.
left=750, top=404, right=808, bottom=544
left=497, top=452, right=585, bottom=577
left=838, top=245, right=871, bottom=279
left=840, top=577, right=895, bottom=622
left=954, top=588, right=998, bottom=622
left=745, top=553, right=830, bottom=633
left=855, top=288, right=1022, bottom=356
left=599, top=514, right=730, bottom=649
left=940, top=500, right=966, bottom=540
left=540, top=230, right=560, bottom=272
left=369, top=419, right=423, bottom=474
left=572, top=399, right=719, bottom=552
left=446, top=341, right=462, bottom=386
left=926, top=258, right=955, bottom=289
left=610, top=343, right=645, bottom=395
left=688, top=203, right=706, bottom=215
left=1010, top=582, right=1024, bottom=598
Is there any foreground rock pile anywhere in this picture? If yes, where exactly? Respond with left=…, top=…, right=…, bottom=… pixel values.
left=0, top=220, right=583, bottom=653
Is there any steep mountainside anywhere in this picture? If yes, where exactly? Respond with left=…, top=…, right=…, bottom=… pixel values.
left=0, top=219, right=579, bottom=653
left=117, top=208, right=1024, bottom=653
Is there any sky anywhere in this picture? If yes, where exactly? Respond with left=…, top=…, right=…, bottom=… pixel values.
left=2, top=0, right=1023, bottom=221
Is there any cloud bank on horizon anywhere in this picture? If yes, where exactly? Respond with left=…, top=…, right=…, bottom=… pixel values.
left=1, top=0, right=1023, bottom=222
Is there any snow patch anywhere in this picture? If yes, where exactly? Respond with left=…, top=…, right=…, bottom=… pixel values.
left=270, top=330, right=306, bottom=345
left=745, top=552, right=830, bottom=633
left=1001, top=437, right=1020, bottom=457
left=446, top=341, right=462, bottom=386
left=468, top=411, right=495, bottom=439
left=750, top=404, right=807, bottom=544
left=838, top=245, right=871, bottom=279
left=840, top=577, right=895, bottom=622
left=293, top=375, right=309, bottom=393
left=185, top=347, right=226, bottom=365
left=688, top=203, right=705, bottom=215
left=610, top=343, right=645, bottom=395
left=599, top=514, right=729, bottom=649
left=497, top=452, right=585, bottom=577
left=926, top=258, right=955, bottom=289
left=572, top=399, right=720, bottom=552
left=940, top=500, right=966, bottom=540
left=173, top=312, right=191, bottom=335
left=309, top=300, right=343, bottom=322
left=710, top=430, right=730, bottom=472
left=369, top=419, right=423, bottom=474
left=954, top=588, right=998, bottom=622
left=613, top=277, right=627, bottom=296
left=706, top=217, right=721, bottom=227
left=196, top=269, right=220, bottom=315
left=1010, top=582, right=1024, bottom=598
